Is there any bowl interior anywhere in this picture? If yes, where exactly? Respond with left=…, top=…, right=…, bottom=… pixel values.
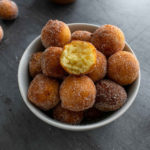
left=18, top=23, right=140, bottom=131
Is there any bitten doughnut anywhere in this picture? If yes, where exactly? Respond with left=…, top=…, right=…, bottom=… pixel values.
left=71, top=30, right=91, bottom=42
left=60, top=75, right=96, bottom=112
left=95, top=80, right=127, bottom=111
left=0, top=0, right=18, bottom=20
left=53, top=104, right=83, bottom=125
left=0, top=26, right=4, bottom=42
left=29, top=52, right=42, bottom=77
left=91, top=24, right=125, bottom=57
left=41, top=47, right=66, bottom=79
left=60, top=40, right=97, bottom=75
left=28, top=74, right=60, bottom=111
left=88, top=51, right=107, bottom=82
left=108, top=51, right=139, bottom=85
left=41, top=20, right=71, bottom=48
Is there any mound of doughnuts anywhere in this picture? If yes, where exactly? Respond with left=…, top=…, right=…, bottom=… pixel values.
left=27, top=19, right=140, bottom=125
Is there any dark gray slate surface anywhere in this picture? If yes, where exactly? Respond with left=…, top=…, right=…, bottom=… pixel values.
left=0, top=0, right=150, bottom=149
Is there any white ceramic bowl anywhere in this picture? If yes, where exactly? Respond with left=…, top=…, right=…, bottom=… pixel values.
left=18, top=23, right=141, bottom=131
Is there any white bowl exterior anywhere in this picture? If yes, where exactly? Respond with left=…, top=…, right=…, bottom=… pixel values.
left=18, top=23, right=141, bottom=131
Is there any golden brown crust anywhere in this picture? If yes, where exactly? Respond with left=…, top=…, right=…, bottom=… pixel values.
left=108, top=51, right=139, bottom=85
left=88, top=51, right=107, bottom=82
left=91, top=25, right=125, bottom=57
left=95, top=80, right=127, bottom=111
left=0, top=0, right=18, bottom=20
left=71, top=30, right=91, bottom=42
left=41, top=47, right=67, bottom=79
left=29, top=52, right=42, bottom=77
left=60, top=40, right=97, bottom=75
left=28, top=74, right=60, bottom=111
left=0, top=26, right=4, bottom=42
left=53, top=104, right=83, bottom=125
left=60, top=75, right=96, bottom=112
left=41, top=20, right=71, bottom=48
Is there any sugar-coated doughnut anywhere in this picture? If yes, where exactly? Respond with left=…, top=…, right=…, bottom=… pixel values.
left=95, top=80, right=127, bottom=111
left=41, top=47, right=66, bottom=79
left=0, top=26, right=4, bottom=42
left=60, top=75, right=96, bottom=112
left=0, top=0, right=18, bottom=20
left=41, top=20, right=71, bottom=48
left=71, top=30, right=91, bottom=42
left=28, top=74, right=60, bottom=111
left=108, top=51, right=139, bottom=85
left=91, top=25, right=125, bottom=57
left=88, top=51, right=107, bottom=82
left=53, top=104, right=83, bottom=125
left=29, top=52, right=42, bottom=77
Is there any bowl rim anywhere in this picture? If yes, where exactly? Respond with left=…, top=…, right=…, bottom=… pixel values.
left=18, top=23, right=141, bottom=131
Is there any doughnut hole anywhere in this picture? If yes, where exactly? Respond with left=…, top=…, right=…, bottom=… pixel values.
left=41, top=20, right=71, bottom=48
left=29, top=52, right=42, bottom=77
left=60, top=40, right=97, bottom=75
left=60, top=75, right=96, bottom=112
left=95, top=80, right=127, bottom=111
left=91, top=24, right=125, bottom=57
left=88, top=51, right=107, bottom=82
left=53, top=104, right=83, bottom=125
left=41, top=47, right=66, bottom=79
left=0, top=0, right=18, bottom=20
left=71, top=30, right=91, bottom=42
left=0, top=26, right=4, bottom=42
left=28, top=74, right=60, bottom=111
left=108, top=51, right=139, bottom=85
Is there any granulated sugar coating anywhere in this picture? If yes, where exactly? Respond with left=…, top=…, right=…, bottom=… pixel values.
left=29, top=52, right=42, bottom=77
left=88, top=51, right=107, bottom=82
left=71, top=30, right=91, bottom=42
left=53, top=104, right=83, bottom=125
left=28, top=74, right=60, bottom=111
left=60, top=75, right=96, bottom=112
left=108, top=51, right=139, bottom=85
left=41, top=20, right=71, bottom=48
left=0, top=0, right=18, bottom=20
left=95, top=80, right=127, bottom=111
left=0, top=26, right=4, bottom=42
left=91, top=24, right=125, bottom=57
left=41, top=47, right=66, bottom=79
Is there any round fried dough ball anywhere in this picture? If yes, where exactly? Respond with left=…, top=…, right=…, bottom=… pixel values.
left=71, top=30, right=91, bottom=42
left=41, top=20, right=71, bottom=48
left=29, top=52, right=42, bottom=77
left=84, top=107, right=103, bottom=120
left=108, top=51, right=139, bottom=85
left=41, top=47, right=66, bottom=79
left=53, top=104, right=83, bottom=125
left=0, top=26, right=4, bottom=42
left=91, top=25, right=125, bottom=57
left=28, top=74, right=60, bottom=111
left=88, top=51, right=107, bottom=82
left=0, top=0, right=18, bottom=20
left=60, top=75, right=96, bottom=112
left=95, top=80, right=127, bottom=111
left=60, top=40, right=97, bottom=75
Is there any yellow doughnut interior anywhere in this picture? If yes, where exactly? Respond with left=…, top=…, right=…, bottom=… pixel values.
left=60, top=40, right=97, bottom=75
